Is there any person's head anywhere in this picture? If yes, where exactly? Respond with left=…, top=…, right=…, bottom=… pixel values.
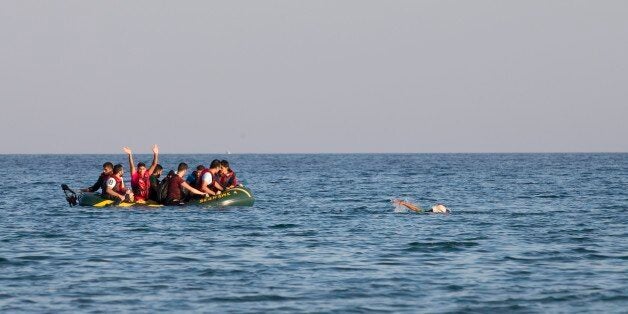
left=137, top=162, right=147, bottom=175
left=196, top=165, right=205, bottom=171
left=112, top=164, right=124, bottom=176
left=209, top=159, right=220, bottom=170
left=431, top=204, right=449, bottom=214
left=220, top=160, right=231, bottom=174
left=102, top=162, right=114, bottom=174
left=177, top=162, right=189, bottom=176
left=153, top=164, right=163, bottom=177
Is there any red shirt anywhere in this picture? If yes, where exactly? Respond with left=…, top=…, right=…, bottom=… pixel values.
left=131, top=171, right=152, bottom=201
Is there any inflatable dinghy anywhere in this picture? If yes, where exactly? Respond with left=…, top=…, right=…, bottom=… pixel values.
left=62, top=184, right=254, bottom=208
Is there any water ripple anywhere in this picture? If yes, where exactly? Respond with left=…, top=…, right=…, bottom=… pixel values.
left=0, top=153, right=626, bottom=313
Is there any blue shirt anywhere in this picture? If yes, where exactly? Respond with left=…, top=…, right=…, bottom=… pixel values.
left=185, top=173, right=196, bottom=185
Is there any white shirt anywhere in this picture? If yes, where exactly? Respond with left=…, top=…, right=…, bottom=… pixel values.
left=202, top=172, right=212, bottom=185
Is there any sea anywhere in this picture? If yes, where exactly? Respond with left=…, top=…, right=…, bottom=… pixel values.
left=0, top=153, right=626, bottom=313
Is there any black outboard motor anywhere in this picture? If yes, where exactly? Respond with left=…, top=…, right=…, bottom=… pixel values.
left=61, top=184, right=78, bottom=206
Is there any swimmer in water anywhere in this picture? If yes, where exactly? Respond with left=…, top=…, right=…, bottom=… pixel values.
left=392, top=199, right=450, bottom=213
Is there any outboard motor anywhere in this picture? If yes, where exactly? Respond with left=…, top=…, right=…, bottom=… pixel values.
left=61, top=184, right=78, bottom=206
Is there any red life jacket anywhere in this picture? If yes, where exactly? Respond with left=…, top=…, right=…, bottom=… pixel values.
left=102, top=174, right=125, bottom=195
left=132, top=171, right=150, bottom=200
left=219, top=170, right=237, bottom=188
left=196, top=169, right=212, bottom=190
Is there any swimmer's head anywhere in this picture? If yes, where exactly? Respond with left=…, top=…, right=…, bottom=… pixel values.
left=431, top=204, right=449, bottom=213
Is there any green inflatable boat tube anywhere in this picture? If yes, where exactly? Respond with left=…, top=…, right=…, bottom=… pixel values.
left=74, top=186, right=255, bottom=208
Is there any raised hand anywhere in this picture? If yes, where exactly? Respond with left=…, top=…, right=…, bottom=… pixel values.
left=152, top=144, right=159, bottom=154
left=123, top=146, right=132, bottom=155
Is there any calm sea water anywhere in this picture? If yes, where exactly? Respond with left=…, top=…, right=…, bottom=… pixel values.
left=0, top=154, right=626, bottom=313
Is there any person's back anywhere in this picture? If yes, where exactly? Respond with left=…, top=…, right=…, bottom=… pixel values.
left=165, top=163, right=208, bottom=205
left=186, top=165, right=204, bottom=186
left=166, top=171, right=185, bottom=205
left=186, top=171, right=197, bottom=185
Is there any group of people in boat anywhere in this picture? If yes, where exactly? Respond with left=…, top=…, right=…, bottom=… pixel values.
left=82, top=145, right=239, bottom=205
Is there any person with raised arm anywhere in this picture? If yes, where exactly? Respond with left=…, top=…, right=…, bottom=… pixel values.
left=123, top=145, right=159, bottom=203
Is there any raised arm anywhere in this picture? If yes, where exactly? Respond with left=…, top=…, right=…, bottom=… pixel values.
left=123, top=147, right=135, bottom=174
left=181, top=181, right=208, bottom=197
left=148, top=144, right=159, bottom=175
left=393, top=199, right=422, bottom=212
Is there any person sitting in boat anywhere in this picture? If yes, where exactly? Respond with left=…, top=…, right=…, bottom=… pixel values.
left=102, top=164, right=134, bottom=202
left=165, top=163, right=209, bottom=205
left=186, top=165, right=205, bottom=186
left=392, top=199, right=450, bottom=213
left=218, top=160, right=239, bottom=190
left=148, top=164, right=163, bottom=202
left=123, top=145, right=159, bottom=203
left=197, top=159, right=224, bottom=196
left=81, top=162, right=113, bottom=192
left=182, top=165, right=205, bottom=199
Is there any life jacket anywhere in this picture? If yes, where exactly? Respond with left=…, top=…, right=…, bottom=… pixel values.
left=102, top=174, right=125, bottom=195
left=219, top=170, right=237, bottom=188
left=132, top=171, right=151, bottom=200
left=196, top=169, right=212, bottom=190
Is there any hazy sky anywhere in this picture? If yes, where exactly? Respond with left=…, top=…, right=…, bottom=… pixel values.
left=1, top=1, right=626, bottom=153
